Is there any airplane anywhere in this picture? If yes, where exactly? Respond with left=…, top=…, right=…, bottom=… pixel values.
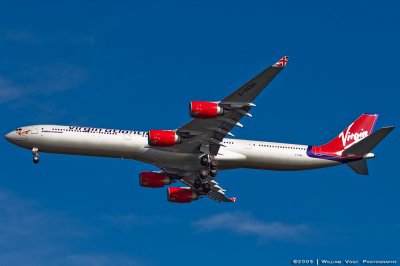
left=4, top=56, right=395, bottom=203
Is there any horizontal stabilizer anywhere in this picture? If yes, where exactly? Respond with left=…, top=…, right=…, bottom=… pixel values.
left=344, top=126, right=395, bottom=156
left=347, top=159, right=369, bottom=175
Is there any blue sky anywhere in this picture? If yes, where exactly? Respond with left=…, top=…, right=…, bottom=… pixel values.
left=0, top=1, right=399, bottom=265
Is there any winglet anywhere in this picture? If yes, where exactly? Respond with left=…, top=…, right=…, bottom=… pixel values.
left=272, top=56, right=289, bottom=68
left=230, top=197, right=237, bottom=203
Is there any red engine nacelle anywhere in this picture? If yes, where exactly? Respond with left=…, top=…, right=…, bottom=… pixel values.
left=139, top=171, right=172, bottom=188
left=167, top=187, right=198, bottom=203
left=190, top=101, right=224, bottom=119
left=148, top=130, right=181, bottom=147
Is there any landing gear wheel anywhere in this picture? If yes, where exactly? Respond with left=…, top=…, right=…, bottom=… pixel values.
left=202, top=183, right=211, bottom=193
left=200, top=155, right=210, bottom=166
left=32, top=148, right=39, bottom=164
left=199, top=169, right=209, bottom=178
left=210, top=160, right=218, bottom=170
left=209, top=169, right=217, bottom=178
left=194, top=178, right=202, bottom=189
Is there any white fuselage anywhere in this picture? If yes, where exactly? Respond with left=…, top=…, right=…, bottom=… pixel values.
left=5, top=125, right=340, bottom=171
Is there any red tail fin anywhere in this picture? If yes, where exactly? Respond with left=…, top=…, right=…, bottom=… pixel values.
left=313, top=113, right=378, bottom=156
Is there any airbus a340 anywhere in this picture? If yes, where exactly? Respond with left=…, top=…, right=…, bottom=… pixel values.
left=5, top=56, right=394, bottom=203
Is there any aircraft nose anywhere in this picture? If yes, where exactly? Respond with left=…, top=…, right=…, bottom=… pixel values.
left=4, top=132, right=14, bottom=143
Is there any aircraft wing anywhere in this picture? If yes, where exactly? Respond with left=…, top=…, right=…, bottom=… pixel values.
left=158, top=57, right=288, bottom=203
left=165, top=56, right=288, bottom=155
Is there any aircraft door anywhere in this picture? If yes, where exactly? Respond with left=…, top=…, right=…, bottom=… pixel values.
left=31, top=127, right=38, bottom=134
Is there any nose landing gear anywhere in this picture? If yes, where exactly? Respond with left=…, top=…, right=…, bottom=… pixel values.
left=32, top=148, right=39, bottom=164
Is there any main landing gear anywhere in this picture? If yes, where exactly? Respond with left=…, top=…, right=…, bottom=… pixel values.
left=194, top=155, right=218, bottom=193
left=200, top=155, right=218, bottom=169
left=202, top=183, right=211, bottom=193
left=193, top=177, right=211, bottom=193
left=200, top=155, right=210, bottom=166
left=32, top=148, right=39, bottom=164
left=194, top=178, right=202, bottom=189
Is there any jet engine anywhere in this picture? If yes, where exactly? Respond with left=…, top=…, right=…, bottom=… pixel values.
left=167, top=187, right=198, bottom=203
left=139, top=171, right=172, bottom=188
left=148, top=130, right=181, bottom=147
left=189, top=101, right=224, bottom=119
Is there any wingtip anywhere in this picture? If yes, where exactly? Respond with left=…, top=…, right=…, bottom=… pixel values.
left=230, top=197, right=237, bottom=203
left=272, top=56, right=289, bottom=68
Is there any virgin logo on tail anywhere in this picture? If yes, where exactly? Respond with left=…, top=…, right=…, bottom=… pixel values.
left=338, top=122, right=368, bottom=148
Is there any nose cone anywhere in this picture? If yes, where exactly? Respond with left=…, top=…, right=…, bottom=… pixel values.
left=4, top=132, right=13, bottom=142
left=4, top=132, right=16, bottom=143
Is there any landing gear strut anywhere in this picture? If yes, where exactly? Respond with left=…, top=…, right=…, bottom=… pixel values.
left=32, top=148, right=39, bottom=164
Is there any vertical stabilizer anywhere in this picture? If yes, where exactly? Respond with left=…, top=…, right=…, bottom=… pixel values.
left=312, top=113, right=378, bottom=156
